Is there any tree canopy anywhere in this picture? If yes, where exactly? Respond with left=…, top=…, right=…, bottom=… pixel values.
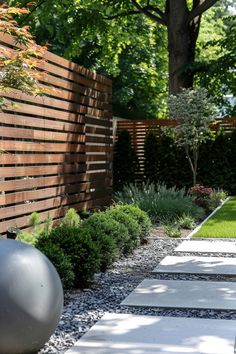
left=6, top=0, right=236, bottom=117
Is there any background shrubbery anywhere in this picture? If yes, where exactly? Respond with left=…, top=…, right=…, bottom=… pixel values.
left=115, top=182, right=204, bottom=224
left=115, top=128, right=236, bottom=194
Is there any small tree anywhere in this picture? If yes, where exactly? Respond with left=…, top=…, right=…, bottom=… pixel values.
left=0, top=3, right=48, bottom=110
left=168, top=88, right=217, bottom=185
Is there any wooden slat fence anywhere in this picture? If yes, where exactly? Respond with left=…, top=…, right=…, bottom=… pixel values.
left=0, top=34, right=113, bottom=235
left=117, top=117, right=236, bottom=181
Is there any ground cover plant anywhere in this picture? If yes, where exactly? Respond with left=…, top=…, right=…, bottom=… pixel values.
left=115, top=182, right=204, bottom=224
left=194, top=196, right=236, bottom=238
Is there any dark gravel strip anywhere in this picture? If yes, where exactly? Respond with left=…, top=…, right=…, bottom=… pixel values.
left=39, top=236, right=236, bottom=354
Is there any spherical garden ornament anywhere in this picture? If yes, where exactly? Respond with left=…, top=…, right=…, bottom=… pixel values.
left=0, top=239, right=64, bottom=354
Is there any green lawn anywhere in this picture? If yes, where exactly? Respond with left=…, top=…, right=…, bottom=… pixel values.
left=194, top=196, right=236, bottom=238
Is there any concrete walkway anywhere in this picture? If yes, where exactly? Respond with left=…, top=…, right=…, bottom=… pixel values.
left=66, top=238, right=236, bottom=354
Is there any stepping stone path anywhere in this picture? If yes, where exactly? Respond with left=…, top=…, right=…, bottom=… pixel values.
left=66, top=238, right=236, bottom=353
left=152, top=255, right=236, bottom=275
left=122, top=279, right=236, bottom=310
left=66, top=313, right=236, bottom=354
left=175, top=240, right=236, bottom=253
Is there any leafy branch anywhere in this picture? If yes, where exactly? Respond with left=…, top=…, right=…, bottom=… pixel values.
left=0, top=2, right=50, bottom=110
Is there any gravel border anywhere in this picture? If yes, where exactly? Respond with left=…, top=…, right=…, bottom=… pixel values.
left=39, top=235, right=236, bottom=354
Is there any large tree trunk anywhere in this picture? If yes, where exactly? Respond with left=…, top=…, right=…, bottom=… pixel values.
left=167, top=0, right=200, bottom=94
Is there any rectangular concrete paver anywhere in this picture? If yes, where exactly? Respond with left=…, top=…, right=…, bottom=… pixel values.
left=152, top=255, right=236, bottom=275
left=175, top=240, right=236, bottom=253
left=66, top=313, right=236, bottom=354
left=121, top=279, right=236, bottom=310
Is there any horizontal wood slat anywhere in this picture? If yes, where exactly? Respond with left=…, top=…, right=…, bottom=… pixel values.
left=0, top=181, right=110, bottom=206
left=2, top=89, right=111, bottom=113
left=0, top=164, right=86, bottom=178
left=0, top=153, right=110, bottom=165
left=0, top=140, right=85, bottom=153
left=4, top=100, right=111, bottom=120
left=0, top=190, right=112, bottom=220
left=0, top=172, right=111, bottom=192
left=0, top=126, right=85, bottom=143
left=0, top=113, right=85, bottom=133
left=0, top=34, right=113, bottom=234
left=0, top=196, right=112, bottom=234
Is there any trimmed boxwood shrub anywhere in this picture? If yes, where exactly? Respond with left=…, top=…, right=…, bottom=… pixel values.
left=36, top=224, right=100, bottom=288
left=79, top=212, right=129, bottom=270
left=37, top=241, right=75, bottom=290
left=105, top=206, right=141, bottom=254
left=112, top=204, right=152, bottom=243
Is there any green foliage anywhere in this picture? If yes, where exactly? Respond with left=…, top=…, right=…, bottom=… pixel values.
left=0, top=4, right=49, bottom=110
left=115, top=182, right=204, bottom=224
left=80, top=212, right=128, bottom=270
left=142, top=129, right=236, bottom=195
left=16, top=212, right=52, bottom=245
left=113, top=130, right=137, bottom=191
left=207, top=190, right=227, bottom=211
left=36, top=224, right=100, bottom=288
left=198, top=130, right=236, bottom=194
left=177, top=214, right=196, bottom=230
left=37, top=241, right=75, bottom=290
left=111, top=203, right=152, bottom=242
left=168, top=88, right=218, bottom=184
left=62, top=208, right=81, bottom=228
left=196, top=14, right=236, bottom=116
left=9, top=1, right=233, bottom=117
left=9, top=0, right=168, bottom=117
left=163, top=224, right=181, bottom=238
left=146, top=132, right=191, bottom=188
left=105, top=206, right=141, bottom=253
left=16, top=230, right=37, bottom=246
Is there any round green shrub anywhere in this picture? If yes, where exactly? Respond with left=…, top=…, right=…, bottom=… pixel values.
left=113, top=204, right=152, bottom=242
left=36, top=240, right=75, bottom=290
left=105, top=207, right=141, bottom=254
left=37, top=224, right=100, bottom=288
left=78, top=226, right=118, bottom=272
left=80, top=212, right=129, bottom=270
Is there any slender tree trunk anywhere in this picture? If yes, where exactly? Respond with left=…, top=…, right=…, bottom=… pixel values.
left=166, top=0, right=200, bottom=94
left=185, top=146, right=197, bottom=186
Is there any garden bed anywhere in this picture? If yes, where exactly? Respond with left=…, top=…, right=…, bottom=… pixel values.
left=39, top=230, right=236, bottom=354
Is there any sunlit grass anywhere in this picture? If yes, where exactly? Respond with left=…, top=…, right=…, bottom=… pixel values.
left=194, top=196, right=236, bottom=238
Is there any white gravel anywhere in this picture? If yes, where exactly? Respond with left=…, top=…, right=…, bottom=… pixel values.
left=39, top=235, right=236, bottom=354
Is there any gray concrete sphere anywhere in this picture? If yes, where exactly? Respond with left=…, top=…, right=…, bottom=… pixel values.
left=0, top=239, right=64, bottom=354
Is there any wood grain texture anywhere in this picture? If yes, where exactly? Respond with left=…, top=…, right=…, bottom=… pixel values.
left=0, top=35, right=112, bottom=234
left=0, top=196, right=112, bottom=234
left=0, top=172, right=111, bottom=192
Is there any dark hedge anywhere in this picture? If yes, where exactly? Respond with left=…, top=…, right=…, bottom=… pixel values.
left=143, top=129, right=236, bottom=194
